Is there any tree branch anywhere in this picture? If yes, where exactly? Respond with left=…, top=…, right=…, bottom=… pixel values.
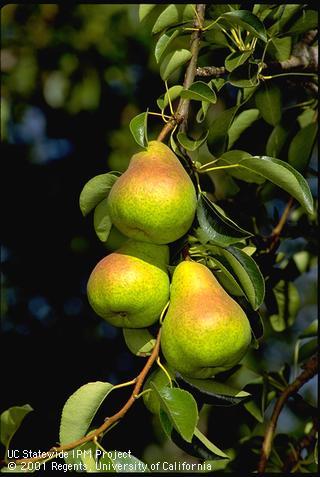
left=196, top=30, right=318, bottom=78
left=258, top=353, right=318, bottom=474
left=9, top=329, right=162, bottom=466
left=157, top=4, right=206, bottom=142
left=267, top=197, right=294, bottom=252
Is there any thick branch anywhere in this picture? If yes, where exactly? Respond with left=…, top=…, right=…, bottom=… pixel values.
left=10, top=329, right=162, bottom=465
left=258, top=353, right=318, bottom=474
left=157, top=4, right=206, bottom=142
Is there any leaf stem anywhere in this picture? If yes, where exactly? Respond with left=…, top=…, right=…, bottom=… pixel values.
left=156, top=357, right=173, bottom=388
left=198, top=164, right=240, bottom=173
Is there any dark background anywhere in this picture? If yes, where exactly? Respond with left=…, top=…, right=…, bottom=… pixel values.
left=1, top=4, right=317, bottom=469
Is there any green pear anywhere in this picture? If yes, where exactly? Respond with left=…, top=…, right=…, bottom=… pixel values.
left=87, top=239, right=170, bottom=328
left=107, top=141, right=197, bottom=244
left=161, top=261, right=252, bottom=378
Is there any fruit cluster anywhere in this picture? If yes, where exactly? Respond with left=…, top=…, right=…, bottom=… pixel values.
left=87, top=140, right=252, bottom=382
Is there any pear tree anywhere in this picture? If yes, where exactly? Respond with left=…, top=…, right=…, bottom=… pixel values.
left=1, top=4, right=318, bottom=474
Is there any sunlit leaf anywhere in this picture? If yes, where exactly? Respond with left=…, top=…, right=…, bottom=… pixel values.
left=139, top=4, right=157, bottom=22
left=60, top=382, right=113, bottom=444
left=151, top=385, right=198, bottom=442
left=93, top=197, right=112, bottom=242
left=152, top=4, right=194, bottom=34
left=123, top=328, right=156, bottom=357
left=1, top=405, right=33, bottom=451
left=177, top=130, right=209, bottom=151
left=129, top=112, right=148, bottom=148
left=160, top=49, right=192, bottom=81
left=155, top=28, right=181, bottom=63
left=220, top=10, right=267, bottom=42
left=180, top=81, right=217, bottom=103
left=79, top=173, right=119, bottom=217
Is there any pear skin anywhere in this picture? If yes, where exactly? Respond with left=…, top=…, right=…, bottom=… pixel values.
left=87, top=240, right=170, bottom=328
left=107, top=141, right=197, bottom=244
left=161, top=261, right=252, bottom=378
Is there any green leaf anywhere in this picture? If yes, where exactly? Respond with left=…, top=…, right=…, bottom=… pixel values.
left=297, top=108, right=316, bottom=128
left=299, top=320, right=318, bottom=339
left=177, top=130, right=209, bottom=151
left=160, top=49, right=192, bottom=81
left=79, top=173, right=119, bottom=217
left=269, top=281, right=300, bottom=332
left=298, top=338, right=317, bottom=363
left=286, top=10, right=318, bottom=35
left=244, top=398, right=264, bottom=422
left=157, top=85, right=183, bottom=111
left=225, top=50, right=252, bottom=72
left=151, top=385, right=198, bottom=442
left=178, top=375, right=251, bottom=405
left=223, top=246, right=265, bottom=310
left=268, top=37, right=292, bottom=61
left=206, top=244, right=265, bottom=310
left=123, top=328, right=156, bottom=357
left=194, top=428, right=229, bottom=459
left=206, top=255, right=244, bottom=297
left=197, top=193, right=253, bottom=247
left=93, top=197, right=112, bottom=242
left=236, top=155, right=314, bottom=214
left=207, top=106, right=238, bottom=157
left=159, top=408, right=174, bottom=437
left=288, top=123, right=318, bottom=172
left=196, top=101, right=211, bottom=123
left=0, top=405, right=33, bottom=450
left=255, top=83, right=282, bottom=126
left=228, top=62, right=259, bottom=88
left=129, top=112, right=148, bottom=148
left=152, top=4, right=194, bottom=34
left=218, top=150, right=266, bottom=184
left=267, top=5, right=302, bottom=36
left=60, top=381, right=113, bottom=444
left=139, top=4, right=156, bottom=22
left=220, top=10, right=267, bottom=42
left=180, top=81, right=217, bottom=103
left=228, top=109, right=260, bottom=149
left=266, top=124, right=288, bottom=157
left=155, top=28, right=181, bottom=63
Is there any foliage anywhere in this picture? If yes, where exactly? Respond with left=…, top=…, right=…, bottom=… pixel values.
left=1, top=3, right=318, bottom=474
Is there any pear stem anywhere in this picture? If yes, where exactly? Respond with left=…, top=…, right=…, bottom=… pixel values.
left=10, top=329, right=162, bottom=465
left=157, top=4, right=206, bottom=142
left=156, top=357, right=173, bottom=388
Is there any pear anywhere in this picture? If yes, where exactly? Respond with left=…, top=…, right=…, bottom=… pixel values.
left=161, top=261, right=252, bottom=378
left=87, top=239, right=170, bottom=328
left=107, top=141, right=197, bottom=244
